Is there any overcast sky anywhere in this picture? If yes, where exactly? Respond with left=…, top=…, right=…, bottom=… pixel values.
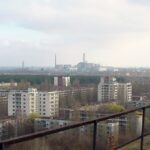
left=0, top=0, right=150, bottom=67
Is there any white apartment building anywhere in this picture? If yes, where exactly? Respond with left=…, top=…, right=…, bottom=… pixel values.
left=38, top=91, right=59, bottom=117
left=98, top=77, right=118, bottom=102
left=8, top=88, right=38, bottom=116
left=117, top=83, right=132, bottom=106
left=54, top=76, right=70, bottom=87
left=98, top=77, right=132, bottom=105
left=8, top=88, right=59, bottom=117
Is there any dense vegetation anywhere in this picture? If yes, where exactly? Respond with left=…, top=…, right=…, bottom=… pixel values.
left=0, top=75, right=101, bottom=85
left=1, top=75, right=150, bottom=96
left=0, top=75, right=54, bottom=85
left=97, top=103, right=125, bottom=113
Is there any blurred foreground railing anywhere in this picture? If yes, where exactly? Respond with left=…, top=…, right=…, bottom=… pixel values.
left=0, top=105, right=150, bottom=150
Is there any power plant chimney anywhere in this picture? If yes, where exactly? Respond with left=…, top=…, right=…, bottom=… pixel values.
left=55, top=54, right=57, bottom=68
left=22, top=61, right=24, bottom=71
left=83, top=53, right=85, bottom=63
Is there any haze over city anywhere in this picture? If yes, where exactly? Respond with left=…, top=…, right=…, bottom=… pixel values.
left=0, top=0, right=150, bottom=67
left=1, top=1, right=150, bottom=149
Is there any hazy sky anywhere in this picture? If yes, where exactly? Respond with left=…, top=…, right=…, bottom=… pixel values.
left=0, top=0, right=150, bottom=67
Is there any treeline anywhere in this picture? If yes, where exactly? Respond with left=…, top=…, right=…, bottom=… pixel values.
left=0, top=75, right=100, bottom=85
left=1, top=75, right=150, bottom=96
left=0, top=75, right=54, bottom=85
left=0, top=75, right=134, bottom=86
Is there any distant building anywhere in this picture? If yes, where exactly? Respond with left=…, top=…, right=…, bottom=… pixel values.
left=34, top=118, right=72, bottom=131
left=132, top=96, right=146, bottom=101
left=117, top=83, right=132, bottom=106
left=126, top=100, right=150, bottom=109
left=8, top=88, right=59, bottom=117
left=98, top=77, right=118, bottom=102
left=8, top=88, right=38, bottom=116
left=0, top=82, right=17, bottom=88
left=0, top=118, right=16, bottom=140
left=77, top=62, right=100, bottom=72
left=97, top=77, right=132, bottom=105
left=98, top=122, right=119, bottom=148
left=54, top=76, right=70, bottom=87
left=38, top=91, right=59, bottom=117
left=0, top=96, right=8, bottom=117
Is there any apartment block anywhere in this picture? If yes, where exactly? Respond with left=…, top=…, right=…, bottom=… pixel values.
left=8, top=88, right=59, bottom=117
left=54, top=76, right=70, bottom=87
left=117, top=83, right=132, bottom=105
left=97, top=77, right=132, bottom=105
left=38, top=91, right=59, bottom=117
left=98, top=77, right=118, bottom=102
left=8, top=88, right=38, bottom=116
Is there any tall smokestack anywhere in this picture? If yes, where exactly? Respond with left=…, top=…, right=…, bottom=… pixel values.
left=22, top=61, right=24, bottom=71
left=55, top=54, right=57, bottom=68
left=83, top=53, right=85, bottom=63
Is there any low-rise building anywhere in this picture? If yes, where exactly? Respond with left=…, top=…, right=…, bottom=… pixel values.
left=34, top=118, right=72, bottom=131
left=126, top=100, right=150, bottom=109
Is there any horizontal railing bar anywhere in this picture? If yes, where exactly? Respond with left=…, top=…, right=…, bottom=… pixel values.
left=116, top=132, right=150, bottom=149
left=143, top=132, right=150, bottom=138
left=0, top=105, right=150, bottom=146
left=116, top=136, right=141, bottom=149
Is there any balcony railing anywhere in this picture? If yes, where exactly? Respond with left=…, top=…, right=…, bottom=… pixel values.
left=0, top=105, right=150, bottom=150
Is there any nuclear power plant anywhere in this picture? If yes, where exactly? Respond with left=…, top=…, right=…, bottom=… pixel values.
left=54, top=53, right=100, bottom=73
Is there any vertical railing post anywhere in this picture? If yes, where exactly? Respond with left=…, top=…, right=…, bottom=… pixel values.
left=93, top=120, right=97, bottom=150
left=0, top=143, right=3, bottom=150
left=140, top=107, right=145, bottom=150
